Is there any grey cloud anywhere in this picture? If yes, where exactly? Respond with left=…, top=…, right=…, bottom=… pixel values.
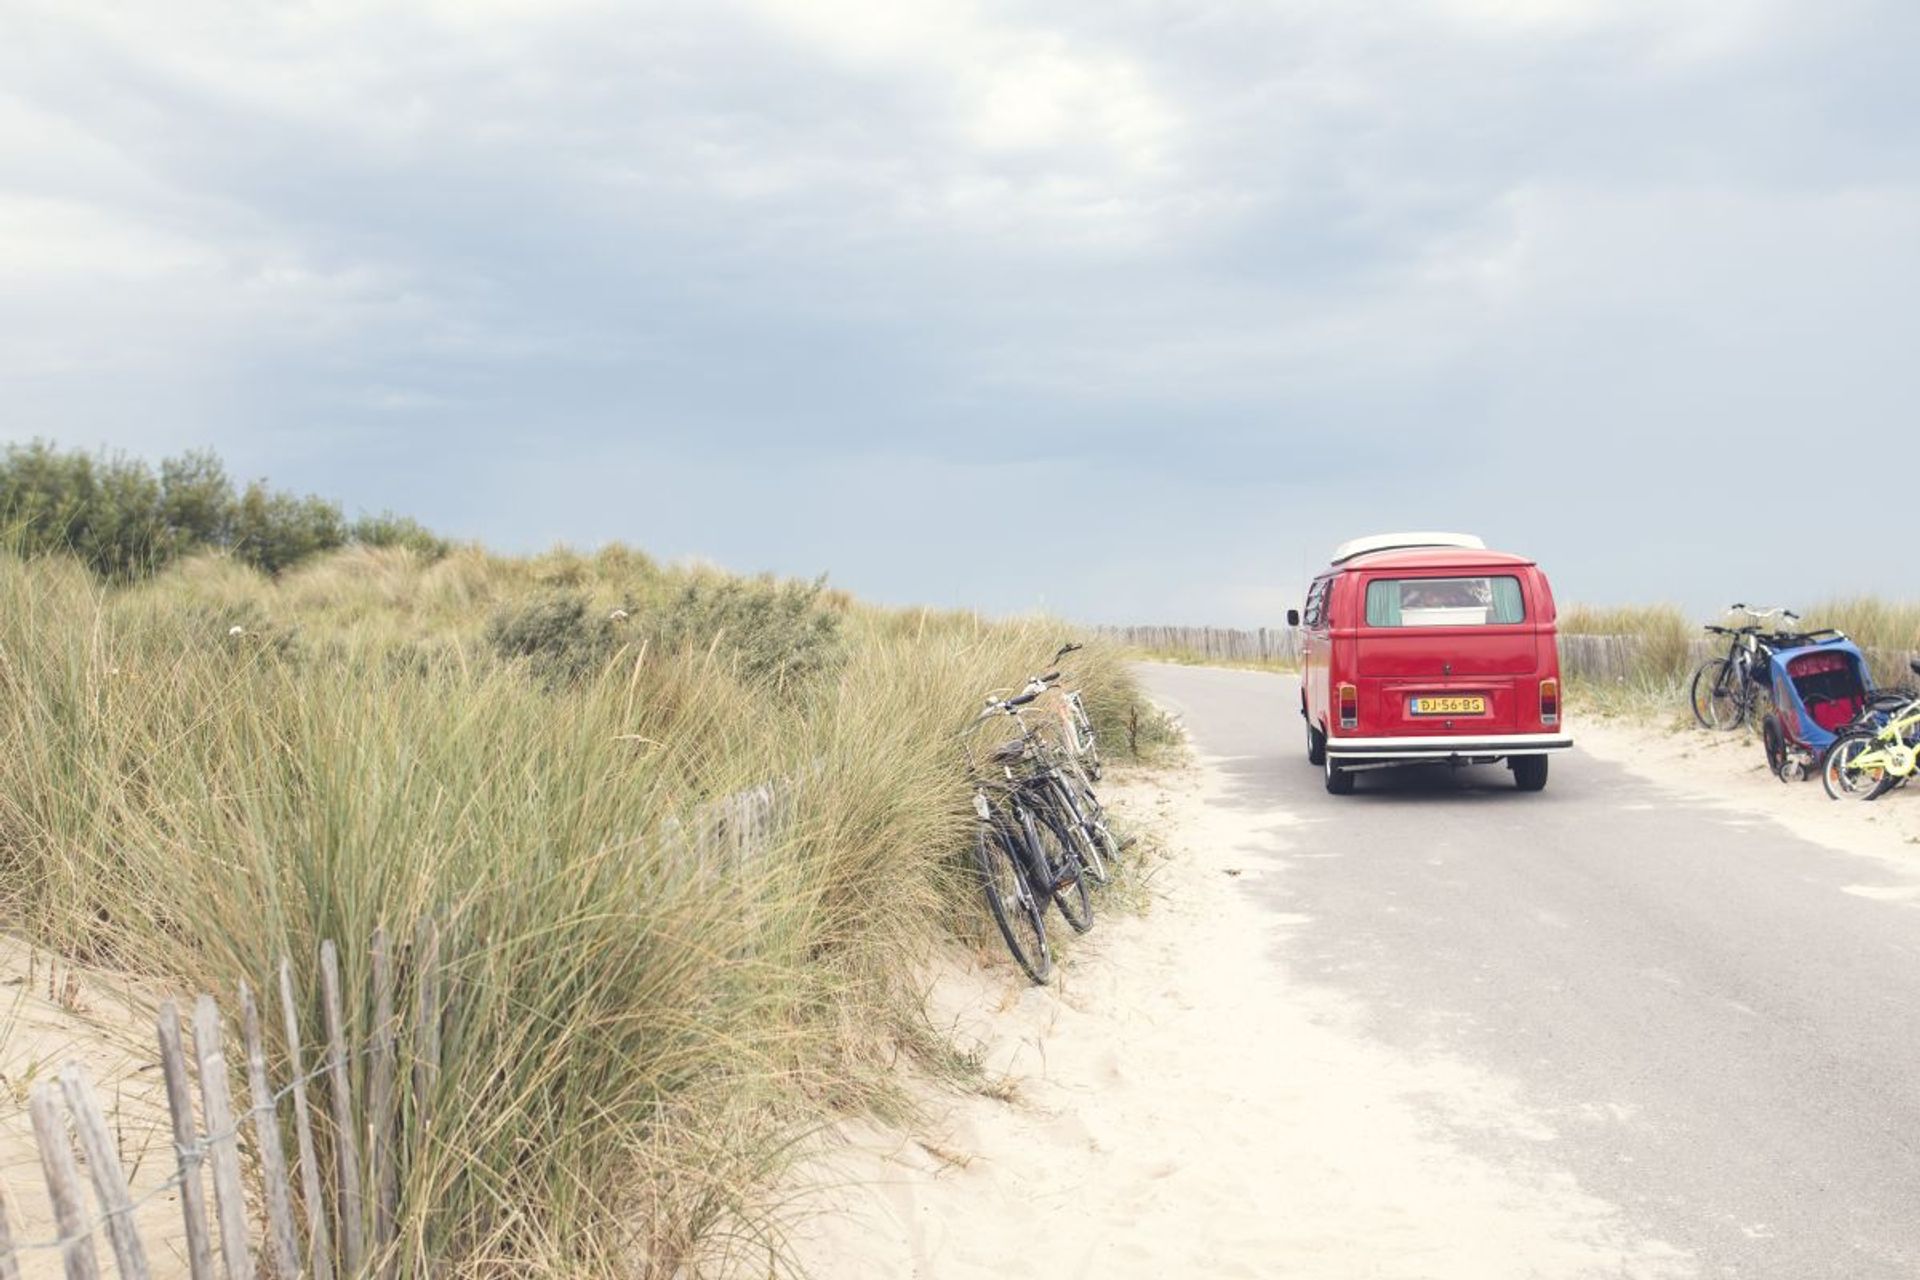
left=3, top=0, right=1917, bottom=621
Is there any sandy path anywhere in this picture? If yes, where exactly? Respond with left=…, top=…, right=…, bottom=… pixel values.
left=781, top=758, right=1691, bottom=1278
left=1574, top=709, right=1920, bottom=876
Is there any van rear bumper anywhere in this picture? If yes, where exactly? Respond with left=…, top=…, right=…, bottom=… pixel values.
left=1327, top=732, right=1572, bottom=761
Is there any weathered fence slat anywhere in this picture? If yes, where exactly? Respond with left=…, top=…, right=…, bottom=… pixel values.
left=0, top=1181, right=23, bottom=1280
left=192, top=994, right=254, bottom=1279
left=240, top=982, right=302, bottom=1278
left=281, top=958, right=337, bottom=1280
left=59, top=1064, right=152, bottom=1279
left=27, top=1084, right=101, bottom=1280
left=412, top=918, right=441, bottom=1149
left=369, top=925, right=399, bottom=1267
left=156, top=1001, right=216, bottom=1280
left=320, top=939, right=367, bottom=1273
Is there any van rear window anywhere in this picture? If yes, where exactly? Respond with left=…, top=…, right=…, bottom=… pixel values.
left=1364, top=576, right=1525, bottom=627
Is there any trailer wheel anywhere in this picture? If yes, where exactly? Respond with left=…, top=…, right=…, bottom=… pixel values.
left=1762, top=715, right=1792, bottom=782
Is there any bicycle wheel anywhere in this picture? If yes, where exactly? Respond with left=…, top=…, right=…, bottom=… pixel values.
left=1024, top=809, right=1093, bottom=934
left=1039, top=775, right=1110, bottom=886
left=1689, top=658, right=1747, bottom=731
left=1069, top=696, right=1102, bottom=780
left=974, top=820, right=1053, bottom=983
left=1060, top=770, right=1121, bottom=871
left=1821, top=731, right=1894, bottom=802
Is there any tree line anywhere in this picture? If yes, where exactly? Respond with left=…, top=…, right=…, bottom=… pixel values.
left=0, top=440, right=448, bottom=579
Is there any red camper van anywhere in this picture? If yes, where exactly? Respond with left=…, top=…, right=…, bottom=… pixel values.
left=1288, top=533, right=1571, bottom=795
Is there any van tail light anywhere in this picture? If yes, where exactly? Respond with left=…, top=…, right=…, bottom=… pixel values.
left=1338, top=683, right=1359, bottom=729
left=1539, top=678, right=1560, bottom=726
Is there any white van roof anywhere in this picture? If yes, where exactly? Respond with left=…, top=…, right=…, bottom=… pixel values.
left=1330, top=531, right=1486, bottom=564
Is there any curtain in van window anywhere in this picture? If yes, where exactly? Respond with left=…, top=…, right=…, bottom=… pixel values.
left=1491, top=576, right=1525, bottom=623
left=1364, top=581, right=1402, bottom=626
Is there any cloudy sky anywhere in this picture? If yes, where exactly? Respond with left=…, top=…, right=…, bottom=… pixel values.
left=3, top=0, right=1915, bottom=622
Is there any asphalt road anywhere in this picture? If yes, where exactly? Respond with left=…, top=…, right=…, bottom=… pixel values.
left=1136, top=663, right=1920, bottom=1279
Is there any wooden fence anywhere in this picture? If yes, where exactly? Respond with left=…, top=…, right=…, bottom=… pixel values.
left=1094, top=626, right=1299, bottom=665
left=2, top=925, right=439, bottom=1279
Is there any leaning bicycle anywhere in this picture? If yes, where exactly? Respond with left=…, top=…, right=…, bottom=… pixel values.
left=1006, top=649, right=1120, bottom=884
left=967, top=689, right=1095, bottom=983
left=1821, top=664, right=1920, bottom=802
left=1690, top=605, right=1798, bottom=730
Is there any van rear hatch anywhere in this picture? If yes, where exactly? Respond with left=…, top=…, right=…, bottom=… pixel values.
left=1352, top=570, right=1538, bottom=734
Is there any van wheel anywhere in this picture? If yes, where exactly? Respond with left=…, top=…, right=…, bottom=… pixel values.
left=1324, top=754, right=1355, bottom=795
left=1511, top=755, right=1549, bottom=792
left=1306, top=721, right=1327, bottom=766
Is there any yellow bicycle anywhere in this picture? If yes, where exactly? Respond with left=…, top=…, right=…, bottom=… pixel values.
left=1822, top=669, right=1920, bottom=801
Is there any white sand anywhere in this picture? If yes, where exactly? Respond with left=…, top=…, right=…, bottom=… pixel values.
left=1574, top=710, right=1920, bottom=881
left=0, top=938, right=187, bottom=1278
left=780, top=758, right=1694, bottom=1279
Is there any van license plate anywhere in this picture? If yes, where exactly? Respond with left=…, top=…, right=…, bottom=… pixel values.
left=1411, top=696, right=1485, bottom=715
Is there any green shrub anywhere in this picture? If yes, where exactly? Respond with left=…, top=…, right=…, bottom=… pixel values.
left=231, top=481, right=347, bottom=576
left=1, top=441, right=446, bottom=581
left=653, top=575, right=843, bottom=691
left=0, top=441, right=166, bottom=578
left=350, top=511, right=451, bottom=560
left=485, top=590, right=626, bottom=686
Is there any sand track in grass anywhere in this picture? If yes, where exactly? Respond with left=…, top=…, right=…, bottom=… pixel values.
left=778, top=762, right=1693, bottom=1279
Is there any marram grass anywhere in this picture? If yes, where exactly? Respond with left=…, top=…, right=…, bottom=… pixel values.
left=0, top=546, right=1172, bottom=1276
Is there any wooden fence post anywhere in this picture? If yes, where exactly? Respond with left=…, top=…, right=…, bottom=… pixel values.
left=411, top=918, right=441, bottom=1150
left=58, top=1065, right=151, bottom=1279
left=320, top=940, right=367, bottom=1274
left=192, top=994, right=254, bottom=1279
left=0, top=1181, right=22, bottom=1280
left=369, top=926, right=398, bottom=1270
left=27, top=1084, right=101, bottom=1280
left=240, top=982, right=302, bottom=1278
left=281, top=958, right=337, bottom=1280
left=156, top=1001, right=216, bottom=1280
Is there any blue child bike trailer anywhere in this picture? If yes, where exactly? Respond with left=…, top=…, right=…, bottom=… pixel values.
left=1759, top=634, right=1873, bottom=781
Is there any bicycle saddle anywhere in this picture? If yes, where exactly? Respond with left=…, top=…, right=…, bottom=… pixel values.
left=990, top=739, right=1027, bottom=764
left=1909, top=657, right=1920, bottom=677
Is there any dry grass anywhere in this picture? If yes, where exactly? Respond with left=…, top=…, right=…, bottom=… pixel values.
left=0, top=545, right=1170, bottom=1276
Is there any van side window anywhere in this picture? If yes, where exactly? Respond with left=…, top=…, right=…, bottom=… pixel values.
left=1303, top=578, right=1331, bottom=628
left=1363, top=576, right=1526, bottom=627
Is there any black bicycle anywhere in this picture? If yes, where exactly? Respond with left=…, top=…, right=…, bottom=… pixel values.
left=1005, top=657, right=1120, bottom=886
left=968, top=689, right=1094, bottom=983
left=1689, top=605, right=1797, bottom=730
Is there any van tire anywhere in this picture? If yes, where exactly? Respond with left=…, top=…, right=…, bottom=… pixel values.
left=1324, top=755, right=1355, bottom=795
left=1306, top=721, right=1327, bottom=766
left=1511, top=755, right=1549, bottom=792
